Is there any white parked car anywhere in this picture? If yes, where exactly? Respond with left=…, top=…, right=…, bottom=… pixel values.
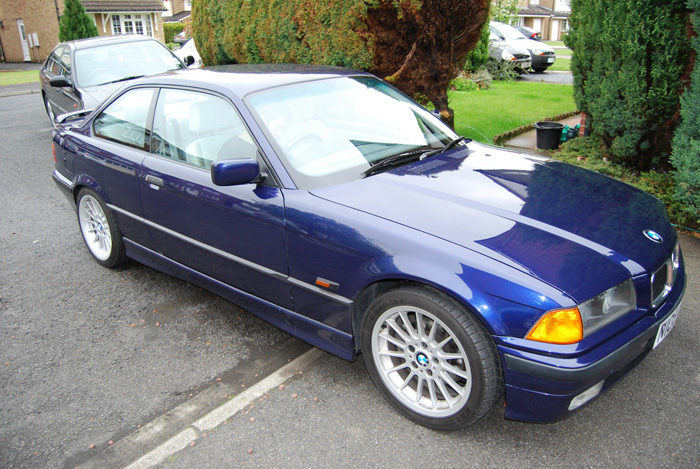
left=174, top=38, right=202, bottom=68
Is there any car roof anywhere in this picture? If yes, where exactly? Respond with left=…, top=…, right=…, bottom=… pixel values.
left=63, top=35, right=159, bottom=51
left=130, top=64, right=374, bottom=98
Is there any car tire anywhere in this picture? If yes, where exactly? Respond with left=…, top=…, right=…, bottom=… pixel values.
left=533, top=68, right=547, bottom=73
left=45, top=96, right=56, bottom=126
left=361, top=285, right=503, bottom=430
left=76, top=188, right=126, bottom=268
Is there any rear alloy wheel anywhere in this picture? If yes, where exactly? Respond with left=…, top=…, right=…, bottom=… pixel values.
left=77, top=188, right=126, bottom=268
left=362, top=285, right=503, bottom=430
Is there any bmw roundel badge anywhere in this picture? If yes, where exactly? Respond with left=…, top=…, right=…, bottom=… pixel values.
left=416, top=353, right=429, bottom=367
left=643, top=229, right=663, bottom=243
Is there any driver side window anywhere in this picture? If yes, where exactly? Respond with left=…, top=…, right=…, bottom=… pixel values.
left=93, top=88, right=155, bottom=150
left=151, top=89, right=258, bottom=170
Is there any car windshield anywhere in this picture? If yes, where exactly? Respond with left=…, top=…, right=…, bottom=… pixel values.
left=493, top=23, right=527, bottom=41
left=248, top=76, right=458, bottom=189
left=75, top=40, right=185, bottom=87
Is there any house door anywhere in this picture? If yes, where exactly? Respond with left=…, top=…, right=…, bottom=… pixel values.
left=16, top=19, right=31, bottom=62
left=550, top=19, right=561, bottom=41
left=532, top=18, right=543, bottom=36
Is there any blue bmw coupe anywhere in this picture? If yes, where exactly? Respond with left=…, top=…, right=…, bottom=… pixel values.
left=51, top=65, right=685, bottom=430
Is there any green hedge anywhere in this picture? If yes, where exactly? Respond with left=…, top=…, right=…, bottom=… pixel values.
left=671, top=0, right=700, bottom=227
left=191, top=0, right=490, bottom=128
left=565, top=0, right=690, bottom=171
left=163, top=22, right=185, bottom=44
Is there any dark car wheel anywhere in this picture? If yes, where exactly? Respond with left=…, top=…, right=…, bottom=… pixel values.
left=361, top=285, right=503, bottom=430
left=77, top=188, right=126, bottom=268
left=44, top=96, right=56, bottom=126
left=533, top=67, right=548, bottom=73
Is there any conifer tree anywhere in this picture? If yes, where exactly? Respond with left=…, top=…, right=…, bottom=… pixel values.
left=566, top=0, right=689, bottom=171
left=671, top=0, right=700, bottom=225
left=59, top=0, right=98, bottom=42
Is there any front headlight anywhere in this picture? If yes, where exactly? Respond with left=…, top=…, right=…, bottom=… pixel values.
left=579, top=278, right=636, bottom=336
left=502, top=50, right=516, bottom=61
left=527, top=279, right=637, bottom=344
left=531, top=48, right=543, bottom=56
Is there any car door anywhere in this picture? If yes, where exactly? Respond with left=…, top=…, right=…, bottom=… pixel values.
left=46, top=46, right=82, bottom=116
left=140, top=88, right=292, bottom=309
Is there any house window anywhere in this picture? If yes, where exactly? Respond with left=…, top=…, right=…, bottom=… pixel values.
left=111, top=14, right=154, bottom=37
left=112, top=15, right=121, bottom=34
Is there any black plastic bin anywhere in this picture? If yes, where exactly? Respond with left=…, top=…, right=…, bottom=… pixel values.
left=534, top=121, right=564, bottom=150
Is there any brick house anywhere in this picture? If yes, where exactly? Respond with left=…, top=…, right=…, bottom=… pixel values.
left=0, top=0, right=167, bottom=64
left=517, top=0, right=571, bottom=41
left=161, top=0, right=191, bottom=23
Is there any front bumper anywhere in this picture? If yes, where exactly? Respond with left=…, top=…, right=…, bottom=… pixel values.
left=531, top=53, right=556, bottom=69
left=499, top=272, right=686, bottom=423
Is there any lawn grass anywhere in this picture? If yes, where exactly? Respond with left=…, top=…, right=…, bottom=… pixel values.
left=450, top=81, right=576, bottom=144
left=0, top=70, right=40, bottom=86
left=548, top=57, right=571, bottom=72
left=544, top=41, right=566, bottom=47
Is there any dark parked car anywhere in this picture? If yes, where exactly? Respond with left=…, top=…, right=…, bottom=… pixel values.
left=515, top=25, right=542, bottom=41
left=51, top=66, right=685, bottom=430
left=40, top=35, right=186, bottom=125
left=491, top=21, right=556, bottom=72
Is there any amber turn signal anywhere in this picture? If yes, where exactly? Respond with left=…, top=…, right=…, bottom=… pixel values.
left=526, top=308, right=583, bottom=344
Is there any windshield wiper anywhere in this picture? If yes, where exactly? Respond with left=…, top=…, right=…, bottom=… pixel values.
left=420, top=136, right=469, bottom=159
left=362, top=147, right=432, bottom=178
left=107, top=75, right=145, bottom=84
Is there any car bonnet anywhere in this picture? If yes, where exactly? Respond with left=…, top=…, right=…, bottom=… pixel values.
left=309, top=143, right=675, bottom=303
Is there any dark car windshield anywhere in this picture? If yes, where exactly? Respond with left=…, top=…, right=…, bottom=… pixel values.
left=247, top=76, right=459, bottom=189
left=75, top=40, right=185, bottom=87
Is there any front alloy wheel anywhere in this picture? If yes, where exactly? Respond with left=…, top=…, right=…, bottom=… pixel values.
left=362, top=285, right=503, bottom=430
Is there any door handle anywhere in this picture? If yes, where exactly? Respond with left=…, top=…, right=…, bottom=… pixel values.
left=145, top=175, right=164, bottom=188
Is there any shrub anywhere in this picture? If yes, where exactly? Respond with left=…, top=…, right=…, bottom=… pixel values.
left=464, top=21, right=490, bottom=74
left=671, top=0, right=700, bottom=227
left=163, top=22, right=184, bottom=44
left=191, top=0, right=490, bottom=128
left=565, top=0, right=690, bottom=171
left=484, top=58, right=518, bottom=81
left=450, top=76, right=479, bottom=92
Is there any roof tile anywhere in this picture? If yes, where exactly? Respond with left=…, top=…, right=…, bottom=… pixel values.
left=82, top=0, right=167, bottom=13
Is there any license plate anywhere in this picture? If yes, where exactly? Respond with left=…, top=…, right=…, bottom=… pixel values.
left=653, top=302, right=681, bottom=349
left=547, top=57, right=555, bottom=63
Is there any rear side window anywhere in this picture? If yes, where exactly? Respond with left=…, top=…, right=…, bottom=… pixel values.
left=93, top=88, right=155, bottom=150
left=58, top=47, right=72, bottom=81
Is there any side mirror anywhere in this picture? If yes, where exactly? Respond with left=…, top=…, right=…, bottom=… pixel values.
left=211, top=158, right=261, bottom=186
left=49, top=75, right=71, bottom=88
left=185, top=56, right=195, bottom=67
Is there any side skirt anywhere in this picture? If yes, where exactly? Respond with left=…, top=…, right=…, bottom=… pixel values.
left=123, top=239, right=356, bottom=361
